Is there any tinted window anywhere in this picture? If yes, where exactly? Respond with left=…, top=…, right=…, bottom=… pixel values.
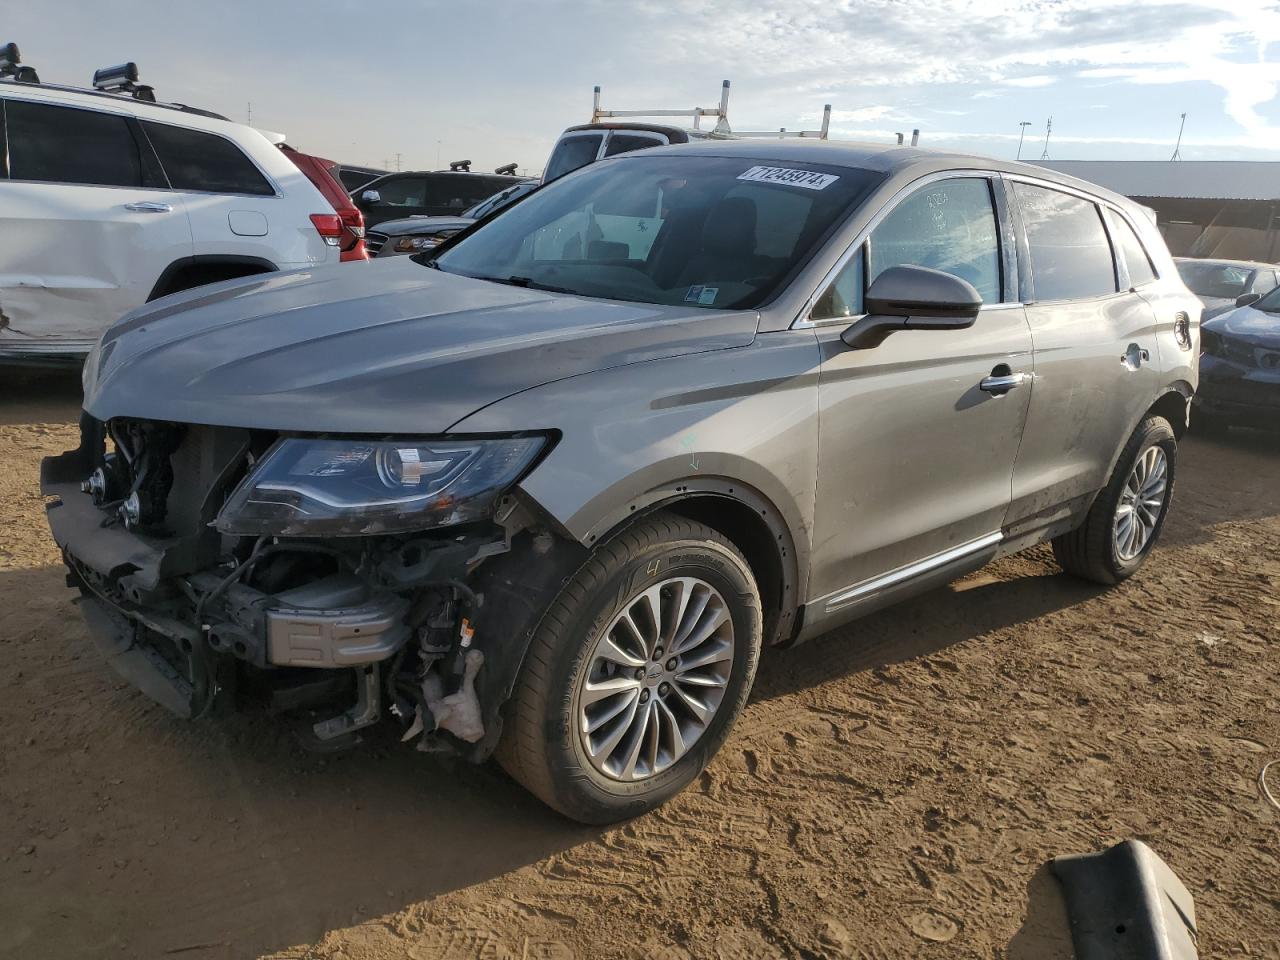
left=1104, top=208, right=1157, bottom=287
left=868, top=178, right=1001, bottom=304
left=543, top=134, right=602, bottom=182
left=1014, top=183, right=1117, bottom=301
left=142, top=121, right=273, bottom=195
left=422, top=177, right=508, bottom=213
left=604, top=133, right=664, bottom=158
left=434, top=155, right=883, bottom=310
left=7, top=99, right=142, bottom=187
left=367, top=177, right=426, bottom=207
left=1174, top=260, right=1252, bottom=299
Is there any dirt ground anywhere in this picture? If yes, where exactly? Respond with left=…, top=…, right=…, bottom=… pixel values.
left=0, top=369, right=1276, bottom=960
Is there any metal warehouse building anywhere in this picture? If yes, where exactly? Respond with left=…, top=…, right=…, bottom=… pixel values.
left=1035, top=160, right=1280, bottom=263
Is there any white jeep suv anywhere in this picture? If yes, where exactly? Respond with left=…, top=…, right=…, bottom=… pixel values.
left=0, top=67, right=343, bottom=363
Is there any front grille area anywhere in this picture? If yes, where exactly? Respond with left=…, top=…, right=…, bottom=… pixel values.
left=365, top=231, right=388, bottom=256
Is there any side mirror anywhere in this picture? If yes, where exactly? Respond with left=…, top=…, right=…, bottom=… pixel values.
left=841, top=265, right=983, bottom=350
left=360, top=189, right=381, bottom=205
left=1235, top=291, right=1262, bottom=308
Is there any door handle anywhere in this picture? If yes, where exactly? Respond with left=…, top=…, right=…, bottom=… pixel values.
left=980, top=370, right=1028, bottom=395
left=123, top=201, right=173, bottom=213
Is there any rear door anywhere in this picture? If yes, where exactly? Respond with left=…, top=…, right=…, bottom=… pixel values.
left=0, top=97, right=192, bottom=352
left=807, top=174, right=1033, bottom=606
left=1004, top=178, right=1163, bottom=535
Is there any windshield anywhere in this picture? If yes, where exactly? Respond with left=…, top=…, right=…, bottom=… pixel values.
left=1177, top=260, right=1254, bottom=299
left=431, top=155, right=884, bottom=310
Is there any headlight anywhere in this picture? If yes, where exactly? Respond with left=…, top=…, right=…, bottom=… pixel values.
left=216, top=436, right=547, bottom=537
left=394, top=236, right=441, bottom=252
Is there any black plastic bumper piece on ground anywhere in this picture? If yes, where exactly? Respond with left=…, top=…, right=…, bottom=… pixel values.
left=1051, top=839, right=1198, bottom=960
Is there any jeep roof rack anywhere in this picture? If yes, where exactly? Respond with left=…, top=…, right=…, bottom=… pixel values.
left=92, top=61, right=154, bottom=103
left=0, top=44, right=229, bottom=121
left=590, top=80, right=832, bottom=140
left=0, top=41, right=40, bottom=83
left=448, top=160, right=472, bottom=172
left=494, top=163, right=519, bottom=176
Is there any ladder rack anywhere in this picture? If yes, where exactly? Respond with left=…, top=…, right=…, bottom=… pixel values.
left=590, top=80, right=831, bottom=140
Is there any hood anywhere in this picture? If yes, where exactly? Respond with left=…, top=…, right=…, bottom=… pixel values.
left=1203, top=303, right=1280, bottom=347
left=374, top=216, right=475, bottom=237
left=84, top=258, right=757, bottom=433
left=1198, top=296, right=1235, bottom=320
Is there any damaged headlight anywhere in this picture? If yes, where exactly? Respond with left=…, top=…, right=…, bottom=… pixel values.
left=216, top=436, right=547, bottom=536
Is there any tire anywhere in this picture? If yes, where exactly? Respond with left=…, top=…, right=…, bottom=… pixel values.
left=495, top=512, right=762, bottom=824
left=1052, top=415, right=1177, bottom=585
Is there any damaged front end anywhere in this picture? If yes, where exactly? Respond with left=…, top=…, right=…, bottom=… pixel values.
left=41, top=414, right=573, bottom=758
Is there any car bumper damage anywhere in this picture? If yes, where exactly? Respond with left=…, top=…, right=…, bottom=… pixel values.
left=41, top=413, right=577, bottom=758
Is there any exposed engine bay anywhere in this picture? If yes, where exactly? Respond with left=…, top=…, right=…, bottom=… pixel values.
left=41, top=414, right=571, bottom=757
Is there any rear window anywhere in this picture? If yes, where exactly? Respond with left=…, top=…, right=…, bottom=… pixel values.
left=543, top=134, right=602, bottom=182
left=6, top=99, right=143, bottom=187
left=142, top=121, right=273, bottom=195
left=433, top=155, right=884, bottom=310
left=1105, top=209, right=1157, bottom=287
left=423, top=177, right=510, bottom=213
left=1175, top=260, right=1252, bottom=299
left=1014, top=182, right=1117, bottom=301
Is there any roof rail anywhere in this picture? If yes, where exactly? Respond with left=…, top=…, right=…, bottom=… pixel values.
left=93, top=62, right=155, bottom=103
left=0, top=42, right=40, bottom=83
left=590, top=80, right=831, bottom=140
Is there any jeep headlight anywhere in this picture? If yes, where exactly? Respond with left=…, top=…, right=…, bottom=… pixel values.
left=215, top=436, right=547, bottom=537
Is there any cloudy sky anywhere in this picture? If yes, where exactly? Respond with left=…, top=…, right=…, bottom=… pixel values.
left=10, top=0, right=1280, bottom=174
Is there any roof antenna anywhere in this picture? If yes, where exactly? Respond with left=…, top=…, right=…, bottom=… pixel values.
left=1039, top=116, right=1053, bottom=160
left=1171, top=112, right=1186, bottom=161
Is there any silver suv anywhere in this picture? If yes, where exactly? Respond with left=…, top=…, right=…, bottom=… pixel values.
left=43, top=140, right=1199, bottom=823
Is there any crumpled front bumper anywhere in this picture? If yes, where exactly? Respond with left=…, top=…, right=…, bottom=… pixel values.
left=1196, top=353, right=1280, bottom=425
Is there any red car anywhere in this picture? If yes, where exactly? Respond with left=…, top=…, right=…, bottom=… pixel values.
left=280, top=144, right=368, bottom=262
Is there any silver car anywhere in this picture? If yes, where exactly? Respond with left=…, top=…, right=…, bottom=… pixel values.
left=44, top=140, right=1199, bottom=823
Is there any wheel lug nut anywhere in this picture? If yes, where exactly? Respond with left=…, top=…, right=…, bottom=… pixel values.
left=666, top=658, right=677, bottom=671
left=634, top=667, right=645, bottom=680
left=658, top=682, right=671, bottom=696
left=639, top=689, right=650, bottom=703
left=653, top=646, right=663, bottom=658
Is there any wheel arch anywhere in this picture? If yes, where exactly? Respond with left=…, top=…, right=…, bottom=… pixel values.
left=1147, top=382, right=1194, bottom=440
left=148, top=255, right=278, bottom=302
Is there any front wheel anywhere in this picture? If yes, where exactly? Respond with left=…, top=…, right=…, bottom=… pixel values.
left=1052, top=415, right=1177, bottom=585
left=495, top=513, right=762, bottom=824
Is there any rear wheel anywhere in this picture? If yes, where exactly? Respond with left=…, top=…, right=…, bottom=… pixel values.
left=495, top=513, right=761, bottom=824
left=1052, top=416, right=1177, bottom=585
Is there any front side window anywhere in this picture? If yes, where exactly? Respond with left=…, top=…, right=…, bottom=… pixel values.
left=366, top=177, right=427, bottom=208
left=6, top=99, right=142, bottom=187
left=432, top=155, right=884, bottom=310
left=142, top=121, right=273, bottom=195
left=1014, top=182, right=1117, bottom=301
left=543, top=134, right=603, bottom=182
left=812, top=177, right=1000, bottom=321
left=1104, top=208, right=1157, bottom=287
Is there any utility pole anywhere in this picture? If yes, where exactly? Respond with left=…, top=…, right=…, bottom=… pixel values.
left=1016, top=120, right=1032, bottom=160
left=247, top=102, right=252, bottom=125
left=436, top=139, right=442, bottom=169
left=394, top=152, right=403, bottom=172
left=1171, top=112, right=1186, bottom=161
left=1039, top=116, right=1053, bottom=160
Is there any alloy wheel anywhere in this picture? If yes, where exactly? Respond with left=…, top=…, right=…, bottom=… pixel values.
left=578, top=577, right=734, bottom=781
left=1114, top=445, right=1168, bottom=561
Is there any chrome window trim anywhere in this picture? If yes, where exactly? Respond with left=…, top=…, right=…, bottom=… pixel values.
left=793, top=169, right=1016, bottom=330
left=820, top=531, right=1004, bottom=613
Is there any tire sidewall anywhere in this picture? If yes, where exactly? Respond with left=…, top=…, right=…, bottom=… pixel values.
left=542, top=536, right=761, bottom=819
left=1102, top=419, right=1177, bottom=578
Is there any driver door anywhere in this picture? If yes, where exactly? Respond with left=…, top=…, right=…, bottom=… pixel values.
left=806, top=175, right=1033, bottom=610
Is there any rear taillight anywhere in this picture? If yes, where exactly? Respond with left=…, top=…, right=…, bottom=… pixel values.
left=309, top=213, right=344, bottom=246
left=339, top=209, right=365, bottom=238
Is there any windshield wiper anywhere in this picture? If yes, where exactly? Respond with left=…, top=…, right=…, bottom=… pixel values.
left=478, top=274, right=578, bottom=295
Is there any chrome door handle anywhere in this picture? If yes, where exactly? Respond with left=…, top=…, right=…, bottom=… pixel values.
left=123, top=201, right=172, bottom=213
left=980, top=372, right=1028, bottom=394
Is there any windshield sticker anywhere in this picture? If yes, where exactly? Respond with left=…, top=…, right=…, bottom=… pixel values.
left=685, top=285, right=719, bottom=305
left=737, top=165, right=839, bottom=191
